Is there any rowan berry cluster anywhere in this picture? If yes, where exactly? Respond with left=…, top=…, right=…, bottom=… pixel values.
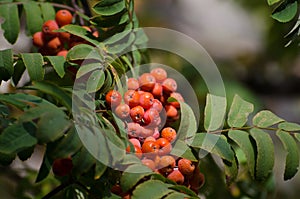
left=32, top=9, right=98, bottom=57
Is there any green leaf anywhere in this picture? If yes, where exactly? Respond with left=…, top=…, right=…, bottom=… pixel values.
left=163, top=192, right=190, bottom=199
left=23, top=2, right=44, bottom=35
left=76, top=63, right=103, bottom=78
left=131, top=180, right=172, bottom=199
left=276, top=130, right=299, bottom=180
left=67, top=44, right=103, bottom=61
left=250, top=128, right=274, bottom=181
left=21, top=53, right=45, bottom=81
left=35, top=155, right=52, bottom=183
left=0, top=49, right=13, bottom=81
left=48, top=126, right=82, bottom=159
left=169, top=185, right=199, bottom=198
left=29, top=81, right=72, bottom=112
left=171, top=140, right=197, bottom=161
left=295, top=133, right=300, bottom=142
left=120, top=164, right=152, bottom=192
left=204, top=94, right=227, bottom=132
left=95, top=160, right=107, bottom=179
left=0, top=152, right=16, bottom=166
left=39, top=2, right=55, bottom=22
left=86, top=70, right=105, bottom=93
left=267, top=0, right=281, bottom=6
left=106, top=33, right=136, bottom=54
left=0, top=4, right=19, bottom=44
left=252, top=110, right=284, bottom=128
left=45, top=56, right=65, bottom=78
left=227, top=94, right=254, bottom=128
left=17, top=146, right=35, bottom=161
left=61, top=25, right=101, bottom=47
left=224, top=152, right=238, bottom=185
left=278, top=122, right=300, bottom=131
left=189, top=133, right=234, bottom=162
left=0, top=124, right=37, bottom=154
left=72, top=147, right=96, bottom=176
left=228, top=130, right=255, bottom=178
left=11, top=59, right=26, bottom=86
left=177, top=102, right=197, bottom=141
left=93, top=0, right=126, bottom=16
left=272, top=1, right=298, bottom=23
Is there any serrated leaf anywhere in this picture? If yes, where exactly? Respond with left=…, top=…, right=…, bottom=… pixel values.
left=28, top=81, right=72, bottom=112
left=0, top=49, right=13, bottom=81
left=171, top=140, right=197, bottom=161
left=189, top=133, right=234, bottom=162
left=250, top=128, right=274, bottom=181
left=204, top=94, right=226, bottom=132
left=228, top=130, right=255, bottom=178
left=106, top=33, right=136, bottom=54
left=76, top=63, right=103, bottom=79
left=272, top=1, right=298, bottom=23
left=93, top=0, right=125, bottom=16
left=23, top=2, right=44, bottom=35
left=90, top=10, right=127, bottom=28
left=21, top=53, right=45, bottom=81
left=11, top=59, right=26, bottom=86
left=267, top=0, right=281, bottom=6
left=276, top=130, right=299, bottom=180
left=0, top=124, right=37, bottom=154
left=177, top=102, right=197, bottom=142
left=120, top=164, right=152, bottom=192
left=35, top=155, right=52, bottom=182
left=61, top=25, right=101, bottom=47
left=67, top=44, right=103, bottom=61
left=45, top=56, right=65, bottom=78
left=86, top=70, right=105, bottom=93
left=252, top=110, right=284, bottom=128
left=0, top=4, right=20, bottom=44
left=278, top=122, right=300, bottom=131
left=39, top=2, right=55, bottom=22
left=131, top=180, right=172, bottom=199
left=227, top=94, right=254, bottom=128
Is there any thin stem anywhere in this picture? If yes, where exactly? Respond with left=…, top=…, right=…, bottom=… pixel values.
left=42, top=180, right=72, bottom=199
left=208, top=126, right=284, bottom=134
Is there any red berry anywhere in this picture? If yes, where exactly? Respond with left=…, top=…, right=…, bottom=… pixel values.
left=151, top=99, right=163, bottom=113
left=139, top=92, right=154, bottom=109
left=126, top=122, right=142, bottom=138
left=150, top=68, right=167, bottom=82
left=55, top=9, right=73, bottom=27
left=142, top=159, right=156, bottom=171
left=42, top=20, right=59, bottom=37
left=156, top=138, right=172, bottom=156
left=167, top=169, right=184, bottom=184
left=158, top=155, right=176, bottom=175
left=162, top=78, right=177, bottom=93
left=141, top=140, right=159, bottom=158
left=165, top=105, right=178, bottom=118
left=127, top=78, right=139, bottom=90
left=130, top=105, right=144, bottom=123
left=57, top=50, right=68, bottom=58
left=169, top=92, right=184, bottom=108
left=152, top=83, right=163, bottom=96
left=139, top=73, right=156, bottom=91
left=52, top=157, right=73, bottom=177
left=115, top=103, right=130, bottom=119
left=143, top=108, right=160, bottom=126
left=32, top=32, right=45, bottom=47
left=126, top=144, right=142, bottom=159
left=106, top=90, right=122, bottom=107
left=129, top=138, right=141, bottom=148
left=178, top=158, right=195, bottom=176
left=124, top=90, right=140, bottom=108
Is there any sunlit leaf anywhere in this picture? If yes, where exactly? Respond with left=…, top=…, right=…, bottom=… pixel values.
left=252, top=110, right=284, bottom=128
left=278, top=122, right=300, bottom=131
left=131, top=180, right=172, bottom=199
left=0, top=4, right=19, bottom=44
left=93, top=0, right=125, bottom=16
left=272, top=1, right=298, bottom=23
left=21, top=53, right=45, bottom=81
left=45, top=56, right=66, bottom=78
left=0, top=49, right=13, bottom=81
left=23, top=2, right=44, bottom=35
left=39, top=2, right=55, bottom=22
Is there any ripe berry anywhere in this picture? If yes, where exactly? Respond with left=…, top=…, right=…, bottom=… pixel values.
left=152, top=83, right=163, bottom=96
left=143, top=108, right=160, bottom=126
left=165, top=105, right=178, bottom=118
left=129, top=138, right=141, bottom=148
left=42, top=20, right=59, bottom=36
left=167, top=169, right=184, bottom=184
left=57, top=50, right=68, bottom=58
left=178, top=158, right=195, bottom=176
left=169, top=92, right=184, bottom=108
left=150, top=68, right=167, bottom=82
left=32, top=32, right=45, bottom=47
left=139, top=127, right=154, bottom=139
left=156, top=138, right=172, bottom=156
left=59, top=32, right=71, bottom=42
left=127, top=78, right=139, bottom=90
left=115, top=103, right=130, bottom=119
left=141, top=140, right=159, bottom=157
left=158, top=155, right=176, bottom=175
left=139, top=92, right=154, bottom=109
left=162, top=78, right=177, bottom=93
left=138, top=73, right=156, bottom=91
left=93, top=31, right=99, bottom=38
left=55, top=9, right=73, bottom=27
left=151, top=99, right=163, bottom=113
left=126, top=144, right=142, bottom=159
left=144, top=136, right=156, bottom=143
left=161, top=127, right=177, bottom=142
left=141, top=159, right=156, bottom=171
left=126, top=122, right=142, bottom=138
left=130, top=105, right=144, bottom=123
left=105, top=90, right=122, bottom=107
left=52, top=157, right=73, bottom=177
left=124, top=90, right=140, bottom=108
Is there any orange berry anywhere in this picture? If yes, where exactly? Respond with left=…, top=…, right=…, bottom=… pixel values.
left=42, top=20, right=59, bottom=36
left=93, top=30, right=99, bottom=38
left=139, top=73, right=156, bottom=91
left=126, top=122, right=142, bottom=138
left=151, top=99, right=163, bottom=113
left=144, top=136, right=156, bottom=143
left=127, top=78, right=139, bottom=90
left=52, top=157, right=73, bottom=176
left=32, top=31, right=45, bottom=47
left=178, top=158, right=195, bottom=176
left=139, top=127, right=154, bottom=139
left=55, top=9, right=73, bottom=27
left=115, top=103, right=130, bottom=119
left=158, top=155, right=175, bottom=175
left=162, top=78, right=177, bottom=93
left=161, top=127, right=177, bottom=142
left=141, top=140, right=159, bottom=157
left=167, top=169, right=184, bottom=184
left=47, top=37, right=62, bottom=50
left=156, top=138, right=172, bottom=156
left=150, top=68, right=167, bottom=82
left=165, top=105, right=178, bottom=118
left=142, top=108, right=160, bottom=127
left=57, top=50, right=68, bottom=58
left=129, top=138, right=141, bottom=148
left=124, top=90, right=140, bottom=108
left=141, top=159, right=156, bottom=171
left=139, top=92, right=154, bottom=109
left=126, top=144, right=142, bottom=159
left=105, top=90, right=122, bottom=107
left=59, top=32, right=71, bottom=42
left=169, top=92, right=184, bottom=108
left=130, top=105, right=144, bottom=123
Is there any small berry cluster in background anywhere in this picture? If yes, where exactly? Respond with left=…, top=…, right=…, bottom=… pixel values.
left=32, top=9, right=98, bottom=57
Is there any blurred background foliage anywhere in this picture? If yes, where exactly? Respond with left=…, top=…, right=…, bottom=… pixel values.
left=1, top=0, right=300, bottom=198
